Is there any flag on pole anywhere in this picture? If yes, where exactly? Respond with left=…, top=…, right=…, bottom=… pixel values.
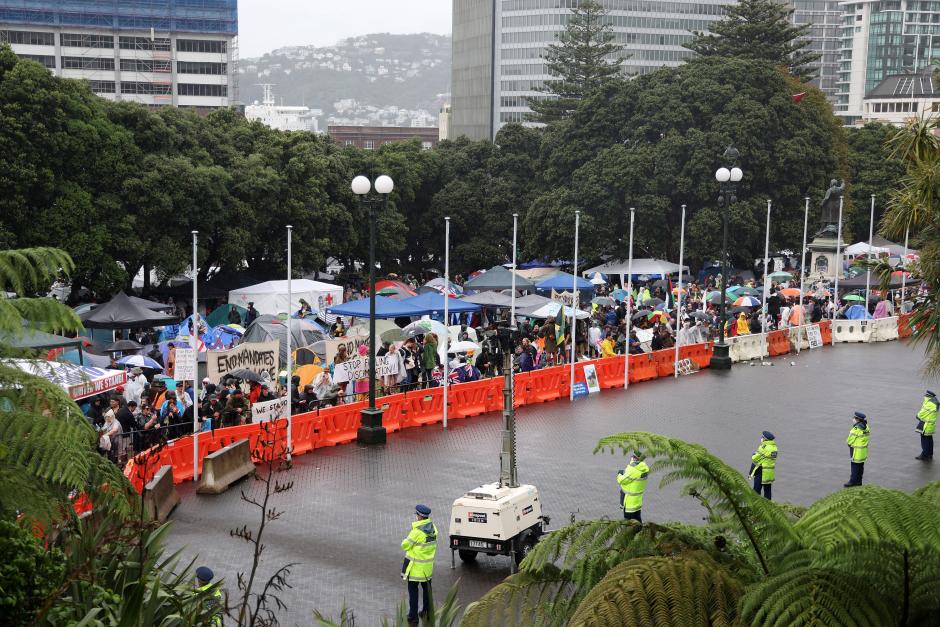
left=792, top=92, right=806, bottom=103
left=555, top=302, right=566, bottom=346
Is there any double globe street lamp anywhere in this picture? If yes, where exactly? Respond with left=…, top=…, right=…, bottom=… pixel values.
left=709, top=146, right=743, bottom=370
left=351, top=173, right=394, bottom=444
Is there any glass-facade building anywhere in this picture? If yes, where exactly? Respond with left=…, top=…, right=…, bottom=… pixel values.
left=0, top=0, right=238, bottom=110
left=451, top=0, right=734, bottom=139
left=791, top=0, right=842, bottom=106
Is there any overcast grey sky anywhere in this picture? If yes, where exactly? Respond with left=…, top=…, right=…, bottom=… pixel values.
left=238, top=0, right=452, bottom=58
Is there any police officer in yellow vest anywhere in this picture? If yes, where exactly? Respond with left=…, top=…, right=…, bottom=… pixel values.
left=617, top=451, right=649, bottom=523
left=844, top=412, right=870, bottom=487
left=749, top=431, right=777, bottom=500
left=401, top=504, right=437, bottom=625
left=915, top=390, right=937, bottom=461
left=195, top=566, right=223, bottom=626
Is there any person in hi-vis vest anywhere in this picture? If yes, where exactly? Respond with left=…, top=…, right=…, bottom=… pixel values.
left=617, top=451, right=650, bottom=523
left=401, top=504, right=437, bottom=625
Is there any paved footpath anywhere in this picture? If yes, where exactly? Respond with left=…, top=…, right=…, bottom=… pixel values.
left=167, top=340, right=937, bottom=624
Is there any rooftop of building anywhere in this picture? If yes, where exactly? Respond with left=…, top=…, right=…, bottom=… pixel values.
left=866, top=68, right=938, bottom=100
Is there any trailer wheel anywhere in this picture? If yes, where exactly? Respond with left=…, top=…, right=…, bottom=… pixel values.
left=458, top=550, right=478, bottom=563
left=514, top=535, right=536, bottom=566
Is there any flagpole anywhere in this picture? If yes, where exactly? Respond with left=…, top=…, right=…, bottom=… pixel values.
left=797, top=197, right=809, bottom=355
left=833, top=195, right=844, bottom=330
left=865, top=194, right=875, bottom=313
left=760, top=200, right=771, bottom=361
left=673, top=204, right=686, bottom=378
left=510, top=213, right=518, bottom=407
left=191, top=230, right=199, bottom=482
left=286, top=225, right=293, bottom=461
left=900, top=223, right=909, bottom=311
left=443, top=216, right=450, bottom=430
left=623, top=208, right=635, bottom=390
left=570, top=210, right=580, bottom=399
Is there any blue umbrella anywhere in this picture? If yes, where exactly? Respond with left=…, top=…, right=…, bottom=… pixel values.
left=611, top=289, right=628, bottom=302
left=845, top=304, right=873, bottom=320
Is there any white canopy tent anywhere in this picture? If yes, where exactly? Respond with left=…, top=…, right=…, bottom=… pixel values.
left=228, top=279, right=344, bottom=316
left=844, top=242, right=890, bottom=257
left=583, top=258, right=689, bottom=288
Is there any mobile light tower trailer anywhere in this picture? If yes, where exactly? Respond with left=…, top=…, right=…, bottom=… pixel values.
left=448, top=326, right=550, bottom=572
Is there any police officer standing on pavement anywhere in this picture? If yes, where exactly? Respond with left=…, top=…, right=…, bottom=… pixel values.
left=401, top=504, right=437, bottom=625
left=915, top=390, right=937, bottom=461
left=617, top=451, right=649, bottom=523
left=195, top=566, right=223, bottom=626
left=845, top=412, right=871, bottom=487
left=749, top=431, right=777, bottom=500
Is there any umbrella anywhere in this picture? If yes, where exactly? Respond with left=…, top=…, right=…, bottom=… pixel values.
left=448, top=340, right=480, bottom=354
left=631, top=310, right=651, bottom=322
left=690, top=311, right=712, bottom=321
left=768, top=271, right=793, bottom=281
left=116, top=354, right=163, bottom=370
left=843, top=294, right=865, bottom=302
left=734, top=287, right=761, bottom=297
left=381, top=327, right=405, bottom=343
left=402, top=319, right=438, bottom=338
left=730, top=305, right=752, bottom=314
left=592, top=296, right=616, bottom=307
left=611, top=289, right=629, bottom=302
left=733, top=296, right=761, bottom=307
left=779, top=288, right=801, bottom=298
left=808, top=289, right=831, bottom=298
left=648, top=310, right=670, bottom=322
left=645, top=298, right=665, bottom=307
left=705, top=291, right=724, bottom=304
left=589, top=272, right=606, bottom=285
left=105, top=339, right=142, bottom=353
left=228, top=368, right=265, bottom=383
left=655, top=303, right=668, bottom=311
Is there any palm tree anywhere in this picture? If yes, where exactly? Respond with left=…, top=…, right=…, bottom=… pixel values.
left=0, top=247, right=129, bottom=522
left=461, top=432, right=940, bottom=626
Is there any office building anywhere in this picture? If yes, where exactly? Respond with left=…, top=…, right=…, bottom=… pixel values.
left=860, top=68, right=940, bottom=124
left=0, top=0, right=238, bottom=111
left=791, top=0, right=842, bottom=105
left=836, top=0, right=940, bottom=123
left=451, top=0, right=734, bottom=139
left=328, top=125, right=439, bottom=150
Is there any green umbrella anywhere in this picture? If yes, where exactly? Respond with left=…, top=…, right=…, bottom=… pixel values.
left=843, top=294, right=865, bottom=302
left=768, top=271, right=793, bottom=280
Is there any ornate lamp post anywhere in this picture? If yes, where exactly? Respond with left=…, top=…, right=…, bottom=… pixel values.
left=709, top=146, right=742, bottom=370
left=351, top=173, right=394, bottom=444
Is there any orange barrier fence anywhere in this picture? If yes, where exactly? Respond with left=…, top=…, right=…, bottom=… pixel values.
left=317, top=402, right=364, bottom=446
left=403, top=386, right=445, bottom=427
left=523, top=365, right=568, bottom=404
left=767, top=330, right=790, bottom=356
left=819, top=321, right=832, bottom=345
left=448, top=379, right=498, bottom=419
left=377, top=393, right=406, bottom=433
left=629, top=353, right=659, bottom=383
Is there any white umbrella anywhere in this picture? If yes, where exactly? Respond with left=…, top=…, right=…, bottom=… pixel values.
left=447, top=340, right=480, bottom=354
left=117, top=354, right=164, bottom=370
left=448, top=325, right=478, bottom=342
left=402, top=319, right=449, bottom=364
left=522, top=301, right=591, bottom=320
left=589, top=272, right=606, bottom=285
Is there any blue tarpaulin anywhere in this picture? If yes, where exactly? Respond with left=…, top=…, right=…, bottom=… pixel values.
left=535, top=272, right=595, bottom=292
left=401, top=292, right=482, bottom=315
left=327, top=295, right=427, bottom=319
left=845, top=304, right=873, bottom=320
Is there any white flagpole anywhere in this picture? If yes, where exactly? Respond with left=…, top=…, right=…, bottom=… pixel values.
left=900, top=223, right=910, bottom=311
left=865, top=194, right=875, bottom=313
left=833, top=195, right=844, bottom=327
left=623, top=208, right=635, bottom=390
left=673, top=204, right=686, bottom=378
left=286, top=225, right=293, bottom=461
left=760, top=200, right=771, bottom=361
left=570, top=210, right=580, bottom=399
left=191, top=231, right=199, bottom=482
left=797, top=197, right=809, bottom=354
left=443, top=216, right=450, bottom=430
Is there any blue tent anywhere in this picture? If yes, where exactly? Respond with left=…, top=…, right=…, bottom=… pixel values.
left=535, top=272, right=595, bottom=293
left=401, top=292, right=482, bottom=315
left=845, top=304, right=873, bottom=320
left=327, top=295, right=427, bottom=319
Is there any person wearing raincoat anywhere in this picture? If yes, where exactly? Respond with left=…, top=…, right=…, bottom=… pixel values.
left=736, top=312, right=750, bottom=336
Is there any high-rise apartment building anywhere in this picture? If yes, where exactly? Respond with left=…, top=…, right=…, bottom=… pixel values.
left=0, top=0, right=238, bottom=111
left=791, top=0, right=842, bottom=105
left=836, top=0, right=940, bottom=123
left=451, top=0, right=734, bottom=140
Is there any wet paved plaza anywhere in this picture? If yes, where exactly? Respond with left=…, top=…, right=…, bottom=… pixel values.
left=167, top=340, right=938, bottom=624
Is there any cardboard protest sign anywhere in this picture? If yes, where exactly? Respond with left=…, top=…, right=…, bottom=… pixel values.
left=206, top=341, right=278, bottom=383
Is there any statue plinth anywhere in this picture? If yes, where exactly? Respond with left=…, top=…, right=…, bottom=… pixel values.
left=807, top=229, right=843, bottom=282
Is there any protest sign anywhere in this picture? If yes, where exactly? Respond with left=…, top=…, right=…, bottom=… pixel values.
left=324, top=335, right=369, bottom=364
left=252, top=397, right=289, bottom=423
left=551, top=289, right=576, bottom=306
left=806, top=325, right=823, bottom=349
left=332, top=354, right=399, bottom=384
left=174, top=347, right=197, bottom=382
left=583, top=364, right=601, bottom=393
left=206, top=341, right=278, bottom=383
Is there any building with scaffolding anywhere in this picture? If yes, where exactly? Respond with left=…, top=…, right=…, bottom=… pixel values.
left=0, top=0, right=238, bottom=111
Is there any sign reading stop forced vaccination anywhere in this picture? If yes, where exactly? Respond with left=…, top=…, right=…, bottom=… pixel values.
left=252, top=397, right=289, bottom=423
left=174, top=347, right=197, bottom=382
left=206, top=341, right=278, bottom=383
left=332, top=355, right=399, bottom=384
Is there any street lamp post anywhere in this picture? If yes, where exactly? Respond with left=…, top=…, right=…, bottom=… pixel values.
left=351, top=173, right=394, bottom=445
left=709, top=146, right=742, bottom=370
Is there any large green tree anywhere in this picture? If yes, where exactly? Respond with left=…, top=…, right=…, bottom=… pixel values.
left=527, top=0, right=625, bottom=125
left=845, top=123, right=906, bottom=244
left=685, top=0, right=821, bottom=82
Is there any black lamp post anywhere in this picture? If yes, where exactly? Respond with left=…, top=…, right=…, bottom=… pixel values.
left=709, top=146, right=742, bottom=370
left=351, top=173, right=394, bottom=444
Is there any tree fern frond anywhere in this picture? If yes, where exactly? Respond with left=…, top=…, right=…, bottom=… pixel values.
left=0, top=297, right=83, bottom=336
left=0, top=247, right=75, bottom=297
left=912, top=481, right=940, bottom=508
left=739, top=567, right=895, bottom=627
left=460, top=568, right=570, bottom=627
left=567, top=552, right=745, bottom=626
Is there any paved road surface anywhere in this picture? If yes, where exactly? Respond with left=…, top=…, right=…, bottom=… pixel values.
left=167, top=340, right=937, bottom=624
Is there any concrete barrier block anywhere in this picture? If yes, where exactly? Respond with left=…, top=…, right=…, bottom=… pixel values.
left=143, top=464, right=180, bottom=522
left=832, top=320, right=873, bottom=343
left=871, top=317, right=899, bottom=342
left=197, top=439, right=255, bottom=495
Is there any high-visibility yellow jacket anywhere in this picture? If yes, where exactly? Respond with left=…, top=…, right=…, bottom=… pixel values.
left=401, top=518, right=437, bottom=582
left=198, top=584, right=223, bottom=626
left=750, top=440, right=778, bottom=483
left=847, top=424, right=871, bottom=463
left=617, top=460, right=650, bottom=513
left=916, top=396, right=938, bottom=436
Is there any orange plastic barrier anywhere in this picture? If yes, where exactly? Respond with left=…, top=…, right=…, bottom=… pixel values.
left=678, top=342, right=712, bottom=369
left=767, top=330, right=790, bottom=356
left=512, top=371, right=534, bottom=409
left=818, top=321, right=832, bottom=345
left=897, top=313, right=912, bottom=338
left=524, top=365, right=567, bottom=404
left=483, top=376, right=506, bottom=413
left=290, top=411, right=320, bottom=455
left=315, top=402, right=364, bottom=446
left=593, top=356, right=625, bottom=388
left=448, top=379, right=497, bottom=419
left=650, top=349, right=676, bottom=378
left=628, top=353, right=659, bottom=383
left=378, top=393, right=406, bottom=433
left=403, top=386, right=445, bottom=427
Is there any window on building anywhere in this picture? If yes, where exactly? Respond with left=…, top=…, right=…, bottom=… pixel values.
left=120, top=58, right=172, bottom=73
left=177, top=61, right=227, bottom=75
left=119, top=36, right=171, bottom=51
left=344, top=140, right=354, bottom=146
left=87, top=80, right=116, bottom=94
left=0, top=30, right=54, bottom=46
left=177, top=83, right=228, bottom=97
left=364, top=140, right=375, bottom=150
left=62, top=56, right=115, bottom=70
left=121, top=81, right=172, bottom=95
left=18, top=54, right=55, bottom=69
left=176, top=39, right=227, bottom=53
left=61, top=33, right=113, bottom=49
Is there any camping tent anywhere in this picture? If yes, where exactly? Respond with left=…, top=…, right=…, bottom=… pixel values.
left=535, top=272, right=595, bottom=293
left=228, top=280, right=344, bottom=316
left=583, top=259, right=689, bottom=286
left=463, top=266, right=535, bottom=291
left=81, top=292, right=179, bottom=329
left=844, top=242, right=891, bottom=257
left=241, top=316, right=325, bottom=367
